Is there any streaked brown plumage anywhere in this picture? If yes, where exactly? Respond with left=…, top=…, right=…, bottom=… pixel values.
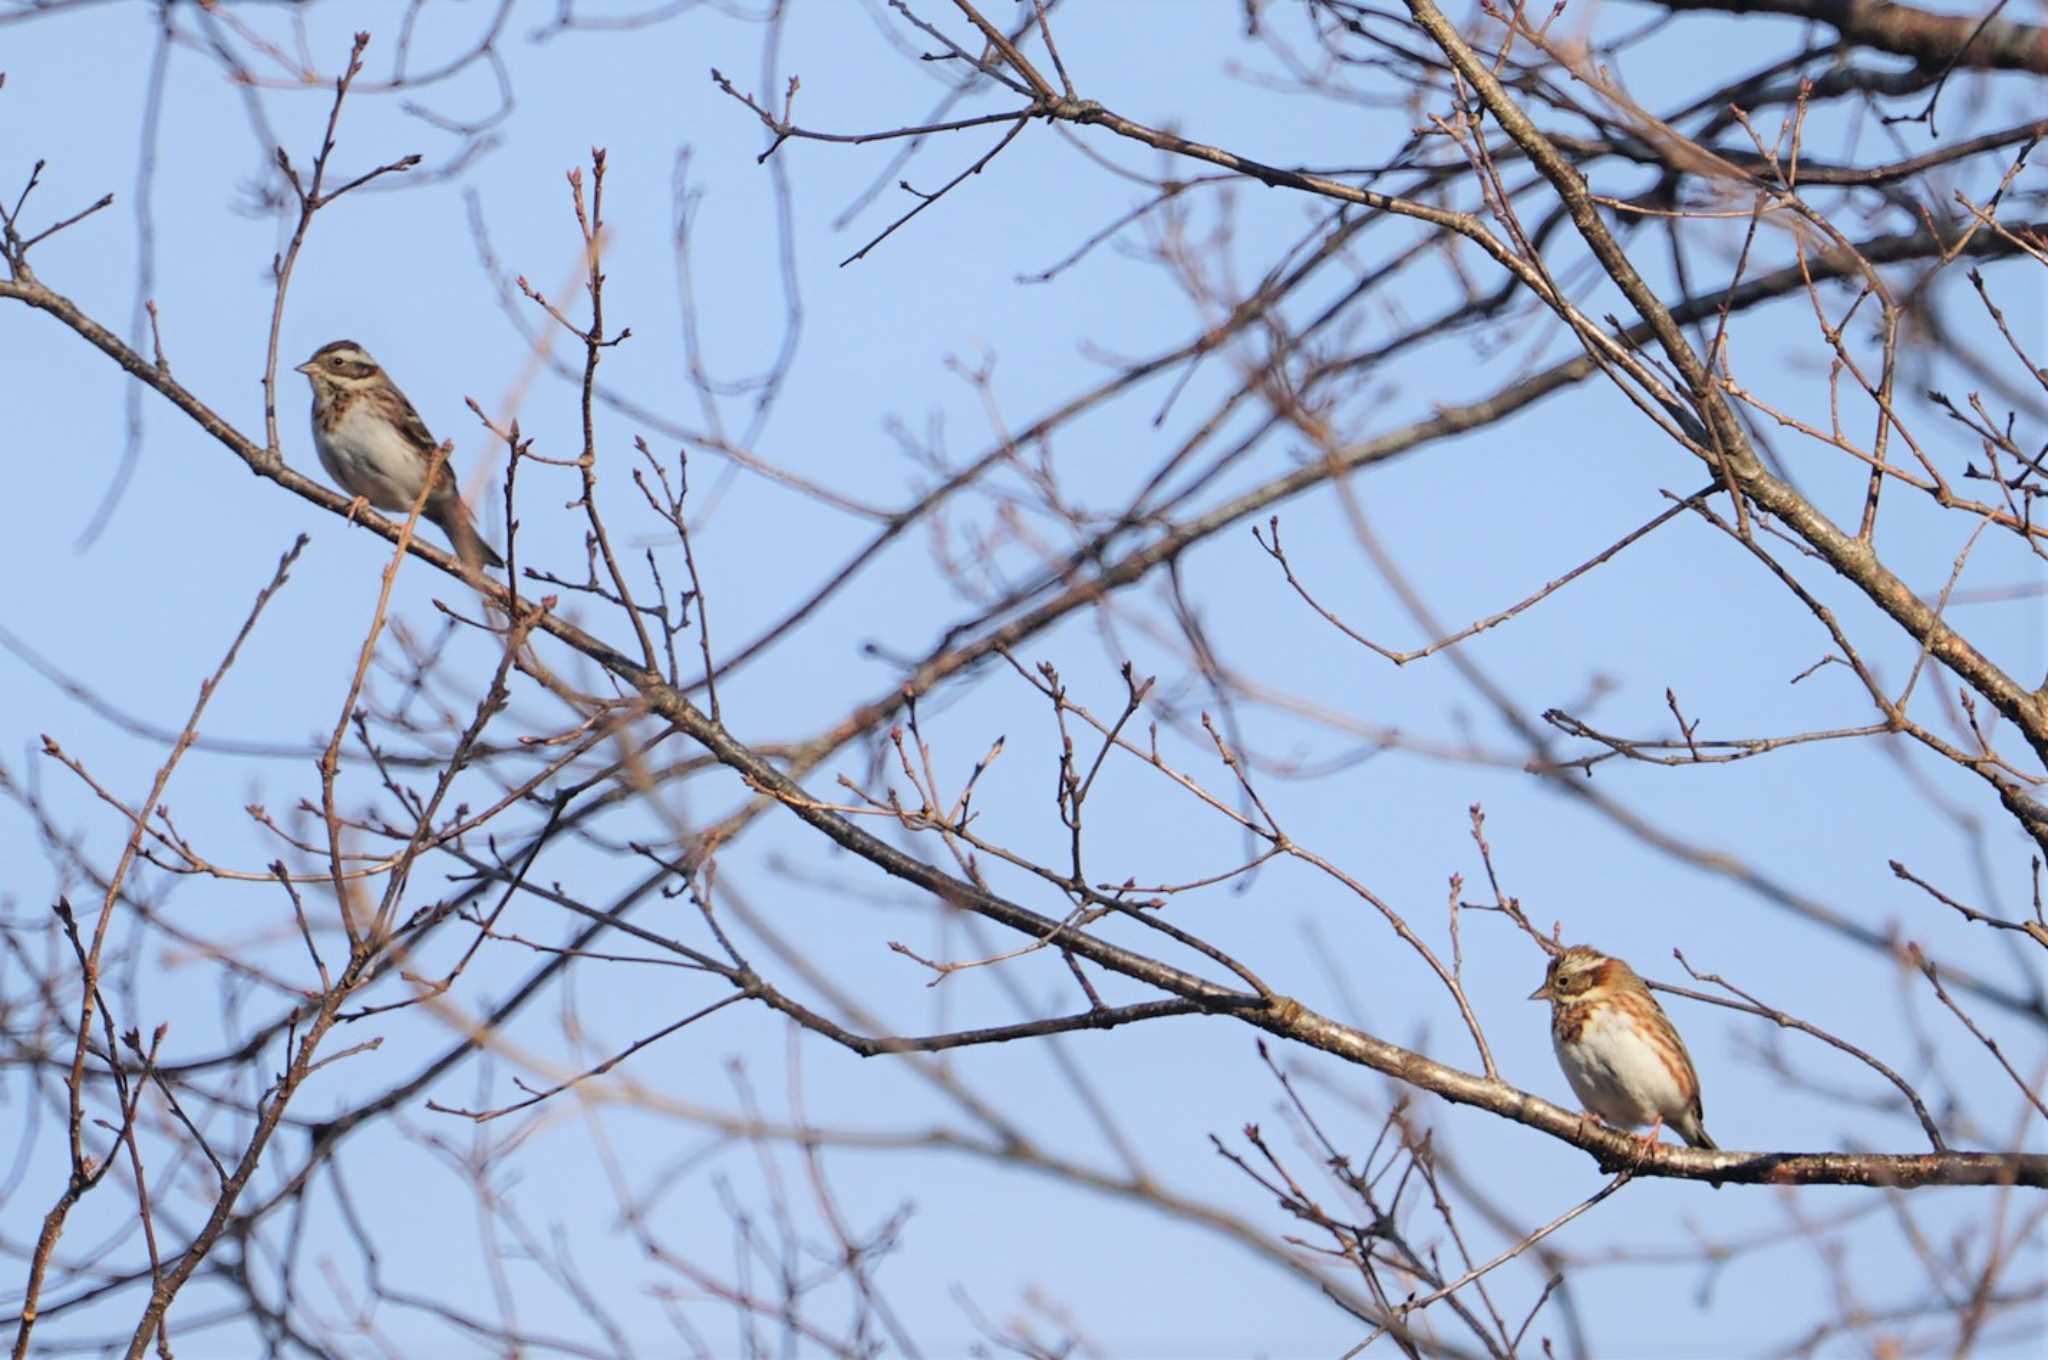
left=294, top=339, right=503, bottom=569
left=1529, top=944, right=1717, bottom=1151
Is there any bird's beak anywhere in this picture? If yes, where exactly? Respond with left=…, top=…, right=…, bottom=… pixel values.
left=292, top=359, right=316, bottom=375
left=1527, top=982, right=1551, bottom=1002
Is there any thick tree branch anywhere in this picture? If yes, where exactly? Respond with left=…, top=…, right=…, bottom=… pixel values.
left=1645, top=0, right=2048, bottom=74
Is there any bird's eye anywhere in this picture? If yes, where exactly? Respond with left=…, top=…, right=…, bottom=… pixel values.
left=327, top=356, right=344, bottom=368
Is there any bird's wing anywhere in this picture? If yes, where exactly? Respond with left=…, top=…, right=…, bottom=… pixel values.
left=393, top=390, right=459, bottom=490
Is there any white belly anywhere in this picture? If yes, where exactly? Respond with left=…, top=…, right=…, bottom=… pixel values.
left=314, top=403, right=433, bottom=511
left=1554, top=1003, right=1688, bottom=1128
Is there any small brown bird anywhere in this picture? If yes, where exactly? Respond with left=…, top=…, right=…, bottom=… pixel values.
left=294, top=339, right=503, bottom=569
left=1529, top=945, right=1717, bottom=1151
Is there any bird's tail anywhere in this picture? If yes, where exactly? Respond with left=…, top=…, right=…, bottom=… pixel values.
left=436, top=501, right=504, bottom=570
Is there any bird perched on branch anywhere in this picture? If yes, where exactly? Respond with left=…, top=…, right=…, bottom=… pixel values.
left=295, top=339, right=503, bottom=569
left=1529, top=944, right=1718, bottom=1152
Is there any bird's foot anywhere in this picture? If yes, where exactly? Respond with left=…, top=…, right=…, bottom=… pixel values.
left=1630, top=1116, right=1666, bottom=1168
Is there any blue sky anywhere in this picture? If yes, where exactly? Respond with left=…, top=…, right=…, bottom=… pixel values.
left=3, top=1, right=2045, bottom=1355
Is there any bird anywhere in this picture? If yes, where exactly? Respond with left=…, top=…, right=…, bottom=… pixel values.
left=294, top=339, right=503, bottom=569
left=1529, top=944, right=1718, bottom=1151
